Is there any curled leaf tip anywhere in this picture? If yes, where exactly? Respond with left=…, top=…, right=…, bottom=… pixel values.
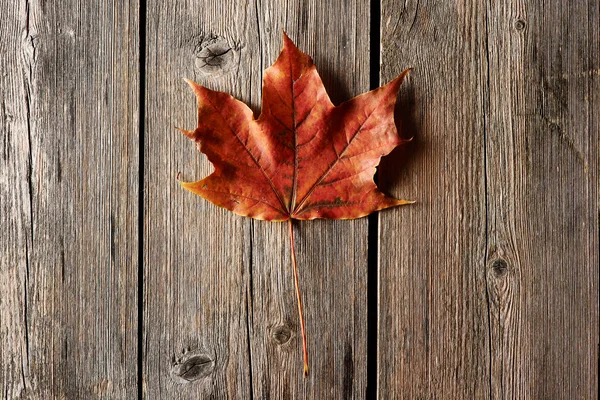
left=183, top=78, right=204, bottom=97
left=178, top=179, right=193, bottom=189
left=387, top=68, right=411, bottom=89
left=176, top=126, right=195, bottom=139
left=398, top=199, right=416, bottom=205
left=281, top=30, right=299, bottom=54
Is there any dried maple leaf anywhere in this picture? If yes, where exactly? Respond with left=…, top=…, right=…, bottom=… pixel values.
left=179, top=32, right=413, bottom=377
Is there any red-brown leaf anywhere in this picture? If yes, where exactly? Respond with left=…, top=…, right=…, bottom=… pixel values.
left=179, top=33, right=412, bottom=221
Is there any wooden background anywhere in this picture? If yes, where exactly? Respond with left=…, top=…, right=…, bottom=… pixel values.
left=1, top=0, right=597, bottom=398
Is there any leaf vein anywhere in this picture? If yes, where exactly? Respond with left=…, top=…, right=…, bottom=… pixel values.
left=199, top=187, right=284, bottom=213
left=292, top=94, right=390, bottom=214
left=204, top=96, right=289, bottom=214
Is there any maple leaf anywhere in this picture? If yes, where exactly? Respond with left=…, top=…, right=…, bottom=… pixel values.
left=179, top=32, right=413, bottom=377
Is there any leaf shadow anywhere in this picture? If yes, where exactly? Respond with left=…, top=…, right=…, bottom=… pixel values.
left=315, top=59, right=354, bottom=106
left=378, top=75, right=425, bottom=195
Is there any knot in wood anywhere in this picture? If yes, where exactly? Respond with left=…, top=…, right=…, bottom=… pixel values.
left=490, top=258, right=509, bottom=278
left=514, top=19, right=526, bottom=31
left=549, top=122, right=561, bottom=133
left=170, top=351, right=215, bottom=383
left=194, top=36, right=236, bottom=76
left=271, top=324, right=292, bottom=345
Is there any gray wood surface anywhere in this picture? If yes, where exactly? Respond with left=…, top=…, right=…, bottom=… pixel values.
left=484, top=1, right=599, bottom=398
left=144, top=0, right=370, bottom=398
left=1, top=0, right=597, bottom=398
left=379, top=0, right=599, bottom=398
left=143, top=2, right=254, bottom=398
left=248, top=2, right=370, bottom=398
left=0, top=0, right=139, bottom=398
left=378, top=1, right=490, bottom=397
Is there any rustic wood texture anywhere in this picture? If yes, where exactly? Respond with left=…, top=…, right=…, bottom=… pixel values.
left=378, top=1, right=490, bottom=398
left=484, top=1, right=599, bottom=398
left=379, top=0, right=599, bottom=399
left=144, top=0, right=370, bottom=397
left=249, top=1, right=370, bottom=398
left=0, top=0, right=139, bottom=398
left=143, top=2, right=254, bottom=398
left=1, top=0, right=598, bottom=399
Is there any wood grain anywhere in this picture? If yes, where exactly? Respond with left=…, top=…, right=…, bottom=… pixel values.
left=485, top=0, right=599, bottom=398
left=379, top=0, right=599, bottom=398
left=0, top=0, right=139, bottom=398
left=143, top=1, right=256, bottom=398
left=248, top=1, right=370, bottom=398
left=378, top=0, right=494, bottom=398
left=1, top=0, right=597, bottom=398
left=144, top=0, right=371, bottom=397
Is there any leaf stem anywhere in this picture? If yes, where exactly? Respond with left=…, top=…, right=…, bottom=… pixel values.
left=288, top=218, right=309, bottom=378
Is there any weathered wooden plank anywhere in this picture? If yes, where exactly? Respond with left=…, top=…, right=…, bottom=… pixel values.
left=0, top=0, right=139, bottom=398
left=144, top=0, right=371, bottom=397
left=248, top=1, right=371, bottom=398
left=485, top=1, right=599, bottom=397
left=378, top=1, right=490, bottom=398
left=143, top=2, right=257, bottom=398
left=0, top=3, right=31, bottom=395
